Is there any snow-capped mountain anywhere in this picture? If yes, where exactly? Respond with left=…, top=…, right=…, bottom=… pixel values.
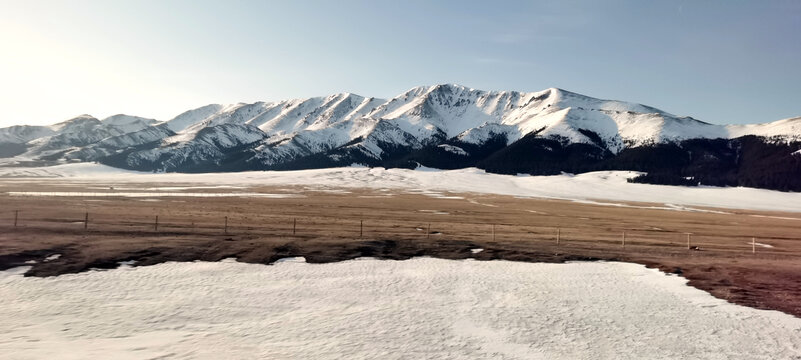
left=1, top=84, right=800, bottom=190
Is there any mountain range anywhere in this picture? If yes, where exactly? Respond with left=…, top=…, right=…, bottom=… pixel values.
left=2, top=84, right=800, bottom=191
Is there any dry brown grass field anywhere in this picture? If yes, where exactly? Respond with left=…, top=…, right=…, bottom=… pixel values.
left=1, top=181, right=800, bottom=317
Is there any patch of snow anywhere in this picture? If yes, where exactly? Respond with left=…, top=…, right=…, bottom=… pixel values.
left=525, top=210, right=548, bottom=215
left=569, top=200, right=731, bottom=214
left=162, top=104, right=224, bottom=132
left=118, top=260, right=137, bottom=268
left=0, top=259, right=800, bottom=358
left=144, top=186, right=247, bottom=191
left=437, top=144, right=468, bottom=156
left=0, top=163, right=140, bottom=178
left=43, top=254, right=61, bottom=262
left=307, top=189, right=352, bottom=194
left=749, top=215, right=801, bottom=221
left=273, top=257, right=306, bottom=264
left=470, top=248, right=484, bottom=254
left=413, top=165, right=442, bottom=172
left=426, top=195, right=464, bottom=200
left=467, top=199, right=499, bottom=207
left=418, top=210, right=449, bottom=215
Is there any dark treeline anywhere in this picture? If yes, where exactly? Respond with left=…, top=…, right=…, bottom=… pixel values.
left=374, top=134, right=801, bottom=192
left=93, top=131, right=801, bottom=193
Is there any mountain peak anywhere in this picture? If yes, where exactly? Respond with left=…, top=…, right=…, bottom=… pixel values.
left=429, top=83, right=474, bottom=91
left=50, top=115, right=100, bottom=131
left=101, top=114, right=157, bottom=125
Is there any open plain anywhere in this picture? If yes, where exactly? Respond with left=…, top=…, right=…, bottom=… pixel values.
left=1, top=169, right=800, bottom=319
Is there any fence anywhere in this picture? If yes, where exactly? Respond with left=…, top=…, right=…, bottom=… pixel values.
left=2, top=208, right=793, bottom=256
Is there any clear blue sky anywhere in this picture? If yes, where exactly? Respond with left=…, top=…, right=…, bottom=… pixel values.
left=0, top=0, right=799, bottom=126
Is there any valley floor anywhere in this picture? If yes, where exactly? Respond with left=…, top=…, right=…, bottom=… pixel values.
left=1, top=163, right=801, bottom=212
left=1, top=164, right=800, bottom=357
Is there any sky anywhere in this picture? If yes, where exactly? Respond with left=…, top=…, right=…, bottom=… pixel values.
left=0, top=0, right=799, bottom=127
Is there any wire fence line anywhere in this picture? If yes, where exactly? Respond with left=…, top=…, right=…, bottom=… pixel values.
left=1, top=208, right=794, bottom=255
left=6, top=192, right=300, bottom=198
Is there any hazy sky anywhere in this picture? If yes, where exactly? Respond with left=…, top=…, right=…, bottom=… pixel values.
left=0, top=0, right=799, bottom=127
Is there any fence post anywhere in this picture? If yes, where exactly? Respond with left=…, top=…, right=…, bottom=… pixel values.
left=360, top=220, right=363, bottom=238
left=557, top=228, right=560, bottom=245
left=84, top=212, right=89, bottom=230
left=492, top=224, right=495, bottom=241
left=293, top=218, right=296, bottom=235
left=155, top=216, right=159, bottom=232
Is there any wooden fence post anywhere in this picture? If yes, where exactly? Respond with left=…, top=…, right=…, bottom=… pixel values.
left=360, top=220, right=363, bottom=238
left=155, top=216, right=159, bottom=232
left=293, top=218, right=296, bottom=235
left=84, top=212, right=89, bottom=230
left=557, top=228, right=560, bottom=245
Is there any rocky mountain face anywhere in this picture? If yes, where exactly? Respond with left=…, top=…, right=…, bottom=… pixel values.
left=2, top=84, right=800, bottom=190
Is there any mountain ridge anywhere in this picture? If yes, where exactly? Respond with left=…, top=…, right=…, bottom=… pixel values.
left=1, top=84, right=800, bottom=191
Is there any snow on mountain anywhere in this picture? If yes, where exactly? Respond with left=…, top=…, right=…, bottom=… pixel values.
left=26, top=115, right=108, bottom=154
left=359, top=85, right=737, bottom=152
left=438, top=144, right=469, bottom=156
left=118, top=123, right=266, bottom=171
left=23, top=115, right=165, bottom=157
left=100, top=114, right=159, bottom=133
left=727, top=116, right=801, bottom=140
left=162, top=104, right=224, bottom=133
left=47, top=114, right=99, bottom=132
left=250, top=93, right=384, bottom=135
left=0, top=125, right=56, bottom=144
left=64, top=125, right=176, bottom=161
left=254, top=116, right=379, bottom=165
left=366, top=84, right=535, bottom=141
left=456, top=123, right=520, bottom=145
left=1, top=84, right=800, bottom=172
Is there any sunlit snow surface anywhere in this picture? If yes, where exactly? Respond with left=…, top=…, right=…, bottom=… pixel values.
left=1, top=258, right=800, bottom=359
left=3, top=163, right=801, bottom=212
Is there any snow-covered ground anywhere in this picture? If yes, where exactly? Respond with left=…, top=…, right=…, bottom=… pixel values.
left=0, top=258, right=799, bottom=359
left=2, top=163, right=801, bottom=213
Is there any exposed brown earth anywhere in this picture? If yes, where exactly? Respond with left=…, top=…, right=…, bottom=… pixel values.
left=1, top=181, right=800, bottom=318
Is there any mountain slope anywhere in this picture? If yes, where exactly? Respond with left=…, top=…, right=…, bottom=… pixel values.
left=1, top=84, right=799, bottom=190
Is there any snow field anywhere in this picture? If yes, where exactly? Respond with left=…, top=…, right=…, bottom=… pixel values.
left=0, top=258, right=799, bottom=359
left=3, top=163, right=801, bottom=213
